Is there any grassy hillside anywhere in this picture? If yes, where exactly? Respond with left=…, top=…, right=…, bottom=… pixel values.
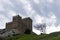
left=4, top=32, right=60, bottom=40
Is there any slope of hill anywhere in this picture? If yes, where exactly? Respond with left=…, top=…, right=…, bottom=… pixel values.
left=4, top=32, right=60, bottom=40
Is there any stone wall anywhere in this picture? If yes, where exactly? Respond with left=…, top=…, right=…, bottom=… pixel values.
left=6, top=15, right=32, bottom=34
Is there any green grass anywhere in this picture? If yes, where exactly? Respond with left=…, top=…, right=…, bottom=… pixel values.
left=50, top=35, right=60, bottom=40
left=5, top=34, right=38, bottom=40
left=5, top=32, right=60, bottom=40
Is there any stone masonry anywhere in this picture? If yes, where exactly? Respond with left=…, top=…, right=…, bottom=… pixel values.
left=6, top=15, right=32, bottom=34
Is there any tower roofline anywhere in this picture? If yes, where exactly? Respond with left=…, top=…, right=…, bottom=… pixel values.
left=13, top=15, right=22, bottom=18
left=23, top=17, right=32, bottom=21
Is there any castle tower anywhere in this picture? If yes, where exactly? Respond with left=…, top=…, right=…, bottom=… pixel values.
left=13, top=15, right=21, bottom=22
left=23, top=17, right=32, bottom=32
left=6, top=15, right=32, bottom=34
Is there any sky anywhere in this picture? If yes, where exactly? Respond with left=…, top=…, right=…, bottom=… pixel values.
left=0, top=0, right=60, bottom=35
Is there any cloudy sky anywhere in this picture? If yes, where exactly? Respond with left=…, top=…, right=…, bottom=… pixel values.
left=0, top=0, right=60, bottom=34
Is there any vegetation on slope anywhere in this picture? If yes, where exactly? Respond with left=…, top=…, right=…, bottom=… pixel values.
left=4, top=32, right=60, bottom=40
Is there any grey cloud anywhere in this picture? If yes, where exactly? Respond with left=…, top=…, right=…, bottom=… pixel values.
left=0, top=0, right=60, bottom=34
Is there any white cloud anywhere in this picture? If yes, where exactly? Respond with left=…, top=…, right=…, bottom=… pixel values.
left=46, top=25, right=57, bottom=34
left=22, top=0, right=35, bottom=17
left=19, top=13, right=28, bottom=18
left=33, top=12, right=57, bottom=34
left=47, top=0, right=54, bottom=3
left=8, top=10, right=17, bottom=16
left=46, top=24, right=60, bottom=34
left=0, top=5, right=4, bottom=11
left=48, top=12, right=56, bottom=24
left=0, top=0, right=60, bottom=35
left=2, top=0, right=13, bottom=5
left=34, top=14, right=44, bottom=24
left=43, top=13, right=57, bottom=34
left=42, top=12, right=56, bottom=26
left=0, top=2, right=4, bottom=11
left=0, top=14, right=10, bottom=29
left=24, top=4, right=32, bottom=12
left=34, top=0, right=40, bottom=4
left=33, top=27, right=41, bottom=35
left=20, top=0, right=28, bottom=4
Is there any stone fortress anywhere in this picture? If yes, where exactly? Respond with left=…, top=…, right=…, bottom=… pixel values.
left=6, top=15, right=32, bottom=34
left=0, top=15, right=32, bottom=37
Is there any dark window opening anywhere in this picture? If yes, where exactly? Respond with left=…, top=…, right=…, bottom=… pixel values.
left=24, top=29, right=31, bottom=34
